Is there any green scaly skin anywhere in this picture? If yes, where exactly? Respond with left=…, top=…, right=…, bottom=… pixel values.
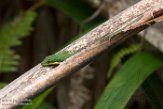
left=41, top=52, right=73, bottom=66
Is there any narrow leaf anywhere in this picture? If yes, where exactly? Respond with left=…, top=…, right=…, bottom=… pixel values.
left=38, top=102, right=56, bottom=109
left=142, top=73, right=163, bottom=109
left=94, top=52, right=162, bottom=109
left=108, top=44, right=141, bottom=78
left=22, top=87, right=54, bottom=109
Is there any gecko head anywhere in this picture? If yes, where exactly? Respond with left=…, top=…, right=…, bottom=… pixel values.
left=41, top=56, right=61, bottom=67
left=41, top=52, right=72, bottom=67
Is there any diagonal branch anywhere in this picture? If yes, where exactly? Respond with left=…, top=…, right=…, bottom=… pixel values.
left=0, top=0, right=163, bottom=108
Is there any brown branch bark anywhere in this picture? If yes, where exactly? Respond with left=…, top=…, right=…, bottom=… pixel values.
left=0, top=0, right=163, bottom=108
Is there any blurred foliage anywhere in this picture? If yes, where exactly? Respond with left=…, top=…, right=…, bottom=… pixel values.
left=22, top=87, right=54, bottom=109
left=95, top=52, right=163, bottom=109
left=142, top=73, right=163, bottom=109
left=107, top=44, right=141, bottom=78
left=47, top=0, right=104, bottom=31
left=0, top=82, right=7, bottom=89
left=38, top=102, right=56, bottom=109
left=0, top=11, right=37, bottom=72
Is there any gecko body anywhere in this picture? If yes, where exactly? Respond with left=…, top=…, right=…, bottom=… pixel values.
left=41, top=15, right=143, bottom=67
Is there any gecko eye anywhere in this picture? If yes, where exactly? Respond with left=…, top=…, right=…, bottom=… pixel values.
left=47, top=60, right=51, bottom=63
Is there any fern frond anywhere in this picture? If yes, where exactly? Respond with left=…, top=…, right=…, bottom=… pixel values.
left=107, top=44, right=141, bottom=78
left=0, top=50, right=19, bottom=72
left=0, top=11, right=37, bottom=72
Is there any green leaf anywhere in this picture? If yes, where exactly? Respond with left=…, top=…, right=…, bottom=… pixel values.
left=38, top=102, right=56, bottom=109
left=94, top=52, right=163, bottom=109
left=22, top=87, right=54, bottom=109
left=142, top=73, right=163, bottom=109
left=47, top=0, right=104, bottom=31
left=0, top=11, right=37, bottom=48
left=108, top=44, right=141, bottom=78
left=0, top=10, right=37, bottom=73
left=0, top=82, right=7, bottom=89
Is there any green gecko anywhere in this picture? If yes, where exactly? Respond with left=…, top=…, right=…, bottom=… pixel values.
left=41, top=51, right=73, bottom=66
left=41, top=15, right=143, bottom=67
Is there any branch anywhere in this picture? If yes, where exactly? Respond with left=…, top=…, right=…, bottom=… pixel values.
left=0, top=0, right=163, bottom=108
left=90, top=0, right=163, bottom=53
